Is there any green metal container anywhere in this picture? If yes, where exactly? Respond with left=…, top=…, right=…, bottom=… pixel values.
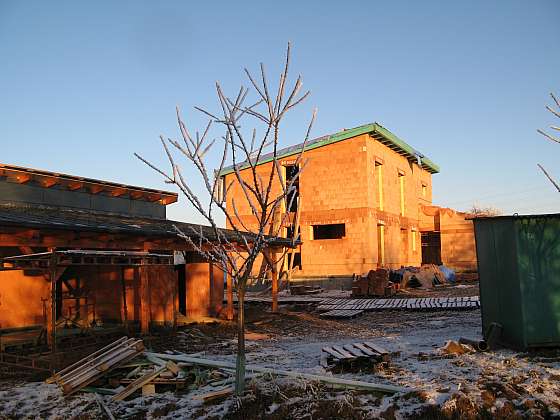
left=473, top=214, right=560, bottom=350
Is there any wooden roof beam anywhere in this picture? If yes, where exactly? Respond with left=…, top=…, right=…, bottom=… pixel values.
left=66, top=180, right=83, bottom=191
left=40, top=176, right=59, bottom=188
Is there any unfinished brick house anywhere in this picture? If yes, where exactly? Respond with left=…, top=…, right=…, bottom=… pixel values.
left=0, top=164, right=289, bottom=360
left=219, top=123, right=477, bottom=279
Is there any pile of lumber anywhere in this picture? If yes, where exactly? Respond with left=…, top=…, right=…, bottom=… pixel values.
left=46, top=337, right=232, bottom=401
left=352, top=269, right=396, bottom=297
left=47, top=336, right=407, bottom=404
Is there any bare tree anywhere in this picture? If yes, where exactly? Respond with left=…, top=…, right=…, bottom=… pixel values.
left=468, top=204, right=502, bottom=217
left=537, top=92, right=560, bottom=192
left=135, top=43, right=316, bottom=395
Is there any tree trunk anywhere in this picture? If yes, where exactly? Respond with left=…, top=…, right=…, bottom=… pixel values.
left=234, top=285, right=246, bottom=395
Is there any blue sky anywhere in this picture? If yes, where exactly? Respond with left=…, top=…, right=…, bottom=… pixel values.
left=1, top=1, right=559, bottom=224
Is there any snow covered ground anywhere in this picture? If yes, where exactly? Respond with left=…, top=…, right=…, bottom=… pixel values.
left=1, top=292, right=559, bottom=419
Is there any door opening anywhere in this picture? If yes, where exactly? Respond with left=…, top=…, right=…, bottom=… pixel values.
left=421, top=231, right=442, bottom=265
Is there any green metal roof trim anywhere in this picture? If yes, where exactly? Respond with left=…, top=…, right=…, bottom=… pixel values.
left=219, top=122, right=440, bottom=175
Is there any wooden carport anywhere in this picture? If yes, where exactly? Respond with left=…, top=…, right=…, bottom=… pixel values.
left=0, top=204, right=289, bottom=356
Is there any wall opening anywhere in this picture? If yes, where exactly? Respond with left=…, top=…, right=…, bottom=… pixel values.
left=399, top=172, right=405, bottom=216
left=400, top=228, right=408, bottom=263
left=285, top=164, right=300, bottom=213
left=375, top=162, right=384, bottom=210
left=287, top=252, right=302, bottom=270
left=421, top=231, right=442, bottom=265
left=176, top=264, right=186, bottom=316
left=312, top=223, right=345, bottom=240
left=377, top=224, right=385, bottom=266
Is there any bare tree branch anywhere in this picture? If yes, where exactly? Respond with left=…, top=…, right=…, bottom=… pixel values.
left=537, top=92, right=560, bottom=191
left=135, top=43, right=315, bottom=396
left=538, top=164, right=560, bottom=192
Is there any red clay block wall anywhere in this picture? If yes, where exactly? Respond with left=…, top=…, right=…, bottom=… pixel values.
left=223, top=131, right=475, bottom=277
left=0, top=270, right=49, bottom=329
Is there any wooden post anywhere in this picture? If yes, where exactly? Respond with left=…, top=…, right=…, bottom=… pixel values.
left=265, top=249, right=279, bottom=313
left=271, top=267, right=278, bottom=313
left=139, top=257, right=150, bottom=335
left=48, top=249, right=58, bottom=362
left=287, top=197, right=301, bottom=285
left=120, top=267, right=128, bottom=332
left=172, top=266, right=177, bottom=331
left=226, top=269, right=234, bottom=321
left=209, top=262, right=214, bottom=317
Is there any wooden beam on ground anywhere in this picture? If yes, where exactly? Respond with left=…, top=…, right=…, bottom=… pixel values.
left=193, top=386, right=234, bottom=402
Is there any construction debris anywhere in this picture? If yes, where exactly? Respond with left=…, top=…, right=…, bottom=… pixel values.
left=322, top=341, right=390, bottom=371
left=46, top=336, right=406, bottom=403
left=145, top=352, right=407, bottom=394
left=401, top=264, right=446, bottom=288
left=47, top=337, right=144, bottom=395
left=440, top=340, right=474, bottom=355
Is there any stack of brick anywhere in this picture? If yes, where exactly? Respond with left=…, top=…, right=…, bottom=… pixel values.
left=352, top=269, right=393, bottom=297
left=351, top=274, right=370, bottom=297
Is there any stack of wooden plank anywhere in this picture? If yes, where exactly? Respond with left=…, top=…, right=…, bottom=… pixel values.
left=322, top=341, right=390, bottom=371
left=47, top=337, right=144, bottom=395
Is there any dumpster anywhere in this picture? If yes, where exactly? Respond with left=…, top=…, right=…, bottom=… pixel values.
left=473, top=213, right=560, bottom=350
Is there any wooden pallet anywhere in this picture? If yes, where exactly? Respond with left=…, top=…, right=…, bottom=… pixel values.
left=318, top=296, right=480, bottom=313
left=47, top=337, right=144, bottom=395
left=320, top=309, right=364, bottom=319
left=322, top=341, right=390, bottom=370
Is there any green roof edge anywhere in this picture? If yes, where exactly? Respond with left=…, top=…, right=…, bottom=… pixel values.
left=219, top=122, right=439, bottom=176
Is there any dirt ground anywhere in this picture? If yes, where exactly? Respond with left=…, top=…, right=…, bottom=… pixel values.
left=1, top=283, right=559, bottom=419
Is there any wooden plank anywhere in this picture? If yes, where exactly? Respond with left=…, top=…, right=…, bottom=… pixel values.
left=343, top=344, right=366, bottom=358
left=332, top=345, right=356, bottom=359
left=322, top=347, right=348, bottom=360
left=353, top=342, right=376, bottom=357
left=193, top=386, right=234, bottom=402
left=47, top=337, right=129, bottom=384
left=113, top=365, right=167, bottom=401
left=364, top=342, right=389, bottom=355
left=60, top=340, right=144, bottom=395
